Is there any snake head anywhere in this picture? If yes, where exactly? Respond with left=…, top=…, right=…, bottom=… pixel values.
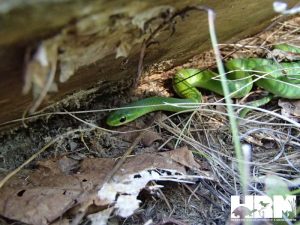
left=106, top=108, right=138, bottom=126
left=106, top=97, right=159, bottom=126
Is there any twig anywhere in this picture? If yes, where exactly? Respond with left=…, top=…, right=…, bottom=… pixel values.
left=153, top=181, right=172, bottom=211
left=0, top=128, right=87, bottom=189
left=206, top=8, right=247, bottom=194
left=102, top=130, right=145, bottom=184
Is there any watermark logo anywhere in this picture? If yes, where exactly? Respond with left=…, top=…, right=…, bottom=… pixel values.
left=231, top=195, right=296, bottom=221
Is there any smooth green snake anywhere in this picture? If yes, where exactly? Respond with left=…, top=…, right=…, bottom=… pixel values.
left=107, top=44, right=300, bottom=126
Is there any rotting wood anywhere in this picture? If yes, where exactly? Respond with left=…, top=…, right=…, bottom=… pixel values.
left=0, top=0, right=298, bottom=126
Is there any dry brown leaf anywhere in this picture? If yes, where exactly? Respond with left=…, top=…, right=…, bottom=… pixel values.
left=115, top=123, right=163, bottom=146
left=0, top=147, right=212, bottom=225
left=243, top=135, right=263, bottom=146
left=23, top=37, right=60, bottom=113
left=278, top=99, right=300, bottom=121
left=50, top=218, right=70, bottom=225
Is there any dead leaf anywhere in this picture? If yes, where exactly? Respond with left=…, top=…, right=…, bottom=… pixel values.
left=87, top=208, right=114, bottom=225
left=51, top=218, right=70, bottom=225
left=243, top=135, right=263, bottom=146
left=267, top=48, right=300, bottom=61
left=23, top=38, right=59, bottom=97
left=115, top=124, right=163, bottom=147
left=57, top=156, right=79, bottom=174
left=278, top=99, right=300, bottom=121
left=0, top=147, right=212, bottom=225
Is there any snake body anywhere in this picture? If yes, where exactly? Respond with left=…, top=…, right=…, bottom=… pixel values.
left=107, top=44, right=300, bottom=126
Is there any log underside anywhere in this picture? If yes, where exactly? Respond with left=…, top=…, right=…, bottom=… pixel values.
left=0, top=0, right=297, bottom=127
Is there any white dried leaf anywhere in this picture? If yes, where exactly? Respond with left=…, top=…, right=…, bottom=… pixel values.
left=88, top=208, right=114, bottom=225
left=273, top=1, right=287, bottom=13
left=36, top=45, right=48, bottom=67
left=115, top=195, right=141, bottom=217
left=98, top=168, right=203, bottom=218
left=273, top=1, right=300, bottom=14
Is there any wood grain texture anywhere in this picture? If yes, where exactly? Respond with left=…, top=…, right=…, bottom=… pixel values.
left=0, top=0, right=297, bottom=125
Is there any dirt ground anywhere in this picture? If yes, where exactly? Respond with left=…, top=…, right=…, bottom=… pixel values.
left=0, top=16, right=300, bottom=225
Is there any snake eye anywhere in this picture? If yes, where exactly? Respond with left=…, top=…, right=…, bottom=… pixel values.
left=119, top=116, right=127, bottom=123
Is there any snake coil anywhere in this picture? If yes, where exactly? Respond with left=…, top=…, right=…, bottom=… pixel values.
left=107, top=44, right=300, bottom=126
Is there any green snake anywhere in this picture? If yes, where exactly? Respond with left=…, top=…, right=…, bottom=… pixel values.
left=107, top=44, right=300, bottom=126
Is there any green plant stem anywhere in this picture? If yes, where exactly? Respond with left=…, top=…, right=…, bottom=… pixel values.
left=207, top=9, right=247, bottom=194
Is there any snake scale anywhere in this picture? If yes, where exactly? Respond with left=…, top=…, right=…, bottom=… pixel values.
left=107, top=44, right=300, bottom=126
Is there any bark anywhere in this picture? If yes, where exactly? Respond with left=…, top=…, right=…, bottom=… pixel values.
left=0, top=0, right=297, bottom=125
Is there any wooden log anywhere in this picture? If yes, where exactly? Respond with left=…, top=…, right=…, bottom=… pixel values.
left=0, top=0, right=297, bottom=125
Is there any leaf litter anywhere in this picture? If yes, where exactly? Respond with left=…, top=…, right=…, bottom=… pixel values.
left=0, top=147, right=212, bottom=225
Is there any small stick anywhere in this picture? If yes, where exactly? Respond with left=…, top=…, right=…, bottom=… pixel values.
left=0, top=128, right=87, bottom=189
